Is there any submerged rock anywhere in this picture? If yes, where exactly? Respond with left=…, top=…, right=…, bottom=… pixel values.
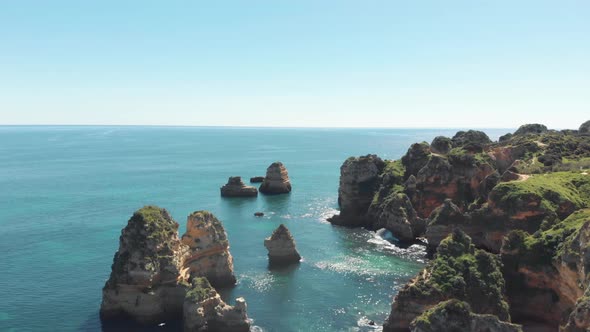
left=181, top=211, right=237, bottom=287
left=250, top=176, right=265, bottom=183
left=100, top=206, right=190, bottom=324
left=264, top=224, right=301, bottom=266
left=183, top=277, right=250, bottom=332
left=259, top=162, right=292, bottom=195
left=220, top=176, right=258, bottom=197
left=254, top=212, right=264, bottom=217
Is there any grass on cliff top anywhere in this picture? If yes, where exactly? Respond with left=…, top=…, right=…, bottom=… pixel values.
left=504, top=209, right=590, bottom=267
left=406, top=230, right=510, bottom=320
left=131, top=205, right=179, bottom=241
left=185, top=277, right=214, bottom=303
left=491, top=172, right=590, bottom=214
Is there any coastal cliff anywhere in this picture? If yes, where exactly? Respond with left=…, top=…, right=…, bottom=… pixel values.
left=100, top=206, right=248, bottom=329
left=331, top=121, right=590, bottom=330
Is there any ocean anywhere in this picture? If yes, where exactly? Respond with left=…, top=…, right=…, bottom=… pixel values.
left=0, top=126, right=508, bottom=332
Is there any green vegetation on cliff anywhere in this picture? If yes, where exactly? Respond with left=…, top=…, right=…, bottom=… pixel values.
left=504, top=209, right=590, bottom=267
left=371, top=159, right=405, bottom=206
left=490, top=172, right=590, bottom=218
left=405, top=230, right=510, bottom=320
left=185, top=277, right=215, bottom=303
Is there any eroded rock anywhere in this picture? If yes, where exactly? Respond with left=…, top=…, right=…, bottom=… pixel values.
left=259, top=162, right=292, bottom=195
left=220, top=177, right=258, bottom=197
left=264, top=224, right=301, bottom=266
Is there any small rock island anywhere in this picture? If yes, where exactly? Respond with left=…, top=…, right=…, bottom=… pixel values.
left=259, top=162, right=292, bottom=194
left=264, top=224, right=301, bottom=266
left=220, top=176, right=258, bottom=197
left=100, top=206, right=249, bottom=330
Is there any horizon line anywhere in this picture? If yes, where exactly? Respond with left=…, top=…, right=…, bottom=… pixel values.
left=0, top=124, right=521, bottom=130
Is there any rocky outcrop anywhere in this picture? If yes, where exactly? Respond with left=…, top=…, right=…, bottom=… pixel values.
left=264, top=224, right=301, bottom=266
left=513, top=123, right=548, bottom=136
left=451, top=130, right=491, bottom=152
left=220, top=177, right=258, bottom=197
left=100, top=206, right=190, bottom=324
left=250, top=176, right=265, bottom=183
left=329, top=155, right=385, bottom=226
left=259, top=162, right=292, bottom=195
left=101, top=207, right=243, bottom=326
left=181, top=211, right=237, bottom=287
left=580, top=120, right=590, bottom=134
left=563, top=286, right=590, bottom=332
left=384, top=230, right=510, bottom=332
left=369, top=192, right=423, bottom=242
left=410, top=300, right=522, bottom=332
left=430, top=136, right=452, bottom=155
left=402, top=143, right=431, bottom=180
left=183, top=277, right=250, bottom=332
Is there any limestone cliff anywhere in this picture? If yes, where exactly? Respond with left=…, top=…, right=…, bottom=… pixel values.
left=384, top=230, right=510, bottom=332
left=181, top=211, right=237, bottom=287
left=259, top=162, right=292, bottom=194
left=329, top=155, right=385, bottom=226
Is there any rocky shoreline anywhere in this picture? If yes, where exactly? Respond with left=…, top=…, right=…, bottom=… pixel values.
left=331, top=121, right=590, bottom=331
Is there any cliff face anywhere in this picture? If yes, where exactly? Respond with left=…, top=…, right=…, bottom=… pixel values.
left=181, top=211, right=237, bottom=288
left=101, top=207, right=243, bottom=327
left=384, top=230, right=510, bottom=332
left=329, top=155, right=385, bottom=226
left=327, top=122, right=590, bottom=331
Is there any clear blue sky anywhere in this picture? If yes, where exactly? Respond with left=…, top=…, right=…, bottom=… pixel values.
left=1, top=1, right=588, bottom=128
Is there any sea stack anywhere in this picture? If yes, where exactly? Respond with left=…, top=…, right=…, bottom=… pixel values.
left=181, top=211, right=237, bottom=287
left=101, top=206, right=244, bottom=326
left=183, top=277, right=250, bottom=332
left=264, top=224, right=301, bottom=266
left=220, top=176, right=258, bottom=197
left=259, top=162, right=292, bottom=194
left=100, top=206, right=190, bottom=324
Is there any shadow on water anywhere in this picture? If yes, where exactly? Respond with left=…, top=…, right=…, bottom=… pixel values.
left=80, top=312, right=183, bottom=332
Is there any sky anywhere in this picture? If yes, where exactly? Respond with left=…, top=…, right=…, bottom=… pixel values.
left=0, top=1, right=589, bottom=128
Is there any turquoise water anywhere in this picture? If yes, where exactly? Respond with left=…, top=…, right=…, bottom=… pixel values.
left=0, top=126, right=507, bottom=332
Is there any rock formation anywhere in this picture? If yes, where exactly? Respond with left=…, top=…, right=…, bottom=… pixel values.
left=580, top=120, right=590, bottom=134
left=250, top=176, right=264, bottom=183
left=410, top=300, right=522, bottom=332
left=384, top=230, right=511, bottom=332
left=183, top=277, right=250, bottom=332
left=328, top=123, right=590, bottom=331
left=100, top=206, right=190, bottom=324
left=430, top=136, right=452, bottom=155
left=329, top=155, right=385, bottom=226
left=259, top=162, right=292, bottom=194
left=101, top=206, right=244, bottom=327
left=181, top=211, right=237, bottom=287
left=220, top=176, right=258, bottom=197
left=254, top=212, right=264, bottom=217
left=264, top=224, right=301, bottom=266
left=513, top=123, right=548, bottom=136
